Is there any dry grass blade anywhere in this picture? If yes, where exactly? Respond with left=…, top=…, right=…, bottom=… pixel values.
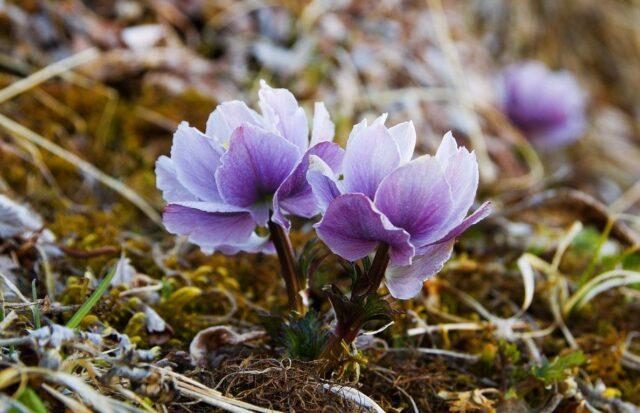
left=0, top=113, right=162, bottom=225
left=42, top=383, right=93, bottom=413
left=388, top=347, right=480, bottom=362
left=0, top=48, right=99, bottom=104
left=563, top=270, right=640, bottom=316
left=322, top=383, right=385, bottom=413
left=156, top=367, right=281, bottom=413
left=407, top=321, right=486, bottom=336
left=0, top=310, right=17, bottom=331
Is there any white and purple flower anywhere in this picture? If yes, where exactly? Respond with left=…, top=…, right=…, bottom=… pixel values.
left=498, top=61, right=587, bottom=148
left=156, top=81, right=343, bottom=254
left=309, top=117, right=491, bottom=299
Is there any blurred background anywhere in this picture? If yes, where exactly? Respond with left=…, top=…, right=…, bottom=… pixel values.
left=1, top=0, right=639, bottom=224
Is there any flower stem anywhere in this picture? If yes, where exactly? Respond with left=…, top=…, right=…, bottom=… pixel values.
left=268, top=218, right=305, bottom=314
left=319, top=315, right=364, bottom=363
left=321, top=243, right=391, bottom=366
left=351, top=243, right=390, bottom=299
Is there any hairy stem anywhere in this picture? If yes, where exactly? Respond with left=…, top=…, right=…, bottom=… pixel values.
left=351, top=243, right=390, bottom=299
left=319, top=315, right=364, bottom=363
left=321, top=243, right=391, bottom=366
left=268, top=218, right=305, bottom=314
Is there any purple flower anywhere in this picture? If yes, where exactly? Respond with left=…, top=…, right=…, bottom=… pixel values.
left=156, top=81, right=344, bottom=254
left=310, top=118, right=491, bottom=299
left=498, top=61, right=587, bottom=148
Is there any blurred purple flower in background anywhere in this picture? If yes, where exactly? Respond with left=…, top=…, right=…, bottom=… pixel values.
left=309, top=117, right=491, bottom=299
left=156, top=81, right=343, bottom=254
left=498, top=61, right=587, bottom=148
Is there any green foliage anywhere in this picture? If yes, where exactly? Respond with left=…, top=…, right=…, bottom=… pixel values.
left=31, top=280, right=41, bottom=329
left=531, top=351, right=587, bottom=385
left=360, top=293, right=394, bottom=328
left=499, top=340, right=521, bottom=365
left=66, top=265, right=117, bottom=328
left=13, top=387, right=47, bottom=413
left=623, top=252, right=640, bottom=271
left=263, top=311, right=329, bottom=361
left=571, top=227, right=602, bottom=256
left=281, top=311, right=330, bottom=361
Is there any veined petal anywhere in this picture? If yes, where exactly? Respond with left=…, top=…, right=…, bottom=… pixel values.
left=258, top=80, right=309, bottom=153
left=342, top=122, right=401, bottom=199
left=389, top=121, right=416, bottom=163
left=205, top=101, right=266, bottom=146
left=374, top=155, right=454, bottom=247
left=314, top=194, right=414, bottom=266
left=435, top=132, right=480, bottom=232
left=171, top=122, right=223, bottom=202
left=310, top=102, right=335, bottom=146
left=385, top=240, right=454, bottom=299
left=155, top=156, right=197, bottom=203
left=307, top=155, right=343, bottom=214
left=272, top=142, right=344, bottom=228
left=215, top=124, right=300, bottom=225
left=163, top=203, right=255, bottom=247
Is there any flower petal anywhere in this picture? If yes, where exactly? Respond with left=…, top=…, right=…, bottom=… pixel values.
left=374, top=155, right=454, bottom=247
left=314, top=193, right=414, bottom=266
left=155, top=156, right=197, bottom=202
left=435, top=130, right=458, bottom=161
left=272, top=142, right=344, bottom=228
left=310, top=102, right=335, bottom=146
left=342, top=122, right=401, bottom=199
left=171, top=122, right=224, bottom=202
left=307, top=155, right=343, bottom=214
left=205, top=101, right=266, bottom=146
left=258, top=80, right=308, bottom=153
left=439, top=201, right=492, bottom=243
left=389, top=121, right=416, bottom=163
left=163, top=203, right=255, bottom=247
left=435, top=132, right=480, bottom=232
left=215, top=124, right=300, bottom=225
left=385, top=240, right=454, bottom=299
left=200, top=233, right=274, bottom=255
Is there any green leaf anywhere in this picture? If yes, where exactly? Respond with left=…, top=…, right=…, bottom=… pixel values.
left=15, top=387, right=47, bottom=413
left=323, top=284, right=361, bottom=327
left=31, top=280, right=41, bottom=329
left=281, top=311, right=329, bottom=360
left=66, top=265, right=117, bottom=329
left=571, top=227, right=601, bottom=256
left=360, top=294, right=393, bottom=323
left=623, top=252, right=640, bottom=271
left=530, top=351, right=586, bottom=385
left=261, top=310, right=329, bottom=361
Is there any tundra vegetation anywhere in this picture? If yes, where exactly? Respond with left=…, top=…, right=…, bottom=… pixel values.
left=0, top=1, right=640, bottom=412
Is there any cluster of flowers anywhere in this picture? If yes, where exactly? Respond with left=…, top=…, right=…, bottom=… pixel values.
left=156, top=81, right=490, bottom=300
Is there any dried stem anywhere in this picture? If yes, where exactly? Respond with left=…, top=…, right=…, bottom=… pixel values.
left=268, top=218, right=305, bottom=314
